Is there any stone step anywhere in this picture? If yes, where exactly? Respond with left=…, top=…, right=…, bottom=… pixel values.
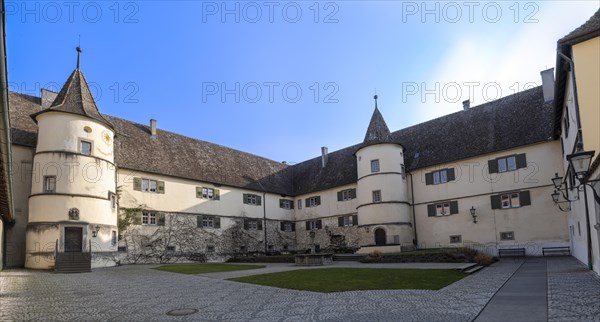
left=54, top=252, right=92, bottom=273
left=463, top=265, right=484, bottom=274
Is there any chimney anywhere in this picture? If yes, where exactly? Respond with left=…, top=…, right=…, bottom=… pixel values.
left=540, top=68, right=555, bottom=102
left=462, top=100, right=470, bottom=111
left=321, top=146, right=328, bottom=168
left=41, top=88, right=58, bottom=109
left=150, top=119, right=157, bottom=137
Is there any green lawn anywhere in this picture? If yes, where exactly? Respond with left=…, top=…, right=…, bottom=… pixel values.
left=154, top=263, right=265, bottom=274
left=229, top=268, right=466, bottom=293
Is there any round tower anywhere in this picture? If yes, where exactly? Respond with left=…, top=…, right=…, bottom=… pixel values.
left=25, top=49, right=118, bottom=270
left=355, top=96, right=413, bottom=251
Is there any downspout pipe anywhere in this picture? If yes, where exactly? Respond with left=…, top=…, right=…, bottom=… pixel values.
left=408, top=172, right=418, bottom=249
left=558, top=50, right=593, bottom=271
left=0, top=0, right=15, bottom=269
left=263, top=191, right=267, bottom=254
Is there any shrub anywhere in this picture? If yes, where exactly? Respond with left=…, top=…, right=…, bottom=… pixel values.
left=368, top=250, right=383, bottom=260
left=474, top=253, right=495, bottom=266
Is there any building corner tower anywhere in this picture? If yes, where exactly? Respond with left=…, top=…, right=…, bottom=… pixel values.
left=355, top=96, right=414, bottom=253
left=25, top=48, right=118, bottom=270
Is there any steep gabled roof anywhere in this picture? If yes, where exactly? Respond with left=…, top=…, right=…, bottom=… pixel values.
left=30, top=68, right=114, bottom=129
left=363, top=105, right=391, bottom=144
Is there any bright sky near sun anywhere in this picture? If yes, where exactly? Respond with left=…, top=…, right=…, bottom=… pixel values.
left=7, top=1, right=600, bottom=164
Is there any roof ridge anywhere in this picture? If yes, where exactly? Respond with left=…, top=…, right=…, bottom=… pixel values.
left=393, top=86, right=543, bottom=134
left=103, top=114, right=289, bottom=167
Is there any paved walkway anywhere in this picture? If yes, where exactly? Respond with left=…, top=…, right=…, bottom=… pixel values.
left=0, top=257, right=598, bottom=321
left=475, top=258, right=547, bottom=321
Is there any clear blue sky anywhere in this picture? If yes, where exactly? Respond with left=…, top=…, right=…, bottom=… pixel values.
left=7, top=1, right=599, bottom=163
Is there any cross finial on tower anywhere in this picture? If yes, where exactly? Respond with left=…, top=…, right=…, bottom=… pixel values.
left=76, top=46, right=82, bottom=69
left=374, top=94, right=378, bottom=109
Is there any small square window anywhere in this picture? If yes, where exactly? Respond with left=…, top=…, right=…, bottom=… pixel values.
left=449, top=235, right=462, bottom=243
left=342, top=216, right=353, bottom=227
left=111, top=231, right=117, bottom=246
left=248, top=220, right=258, bottom=230
left=207, top=245, right=215, bottom=253
left=372, top=190, right=381, bottom=203
left=342, top=190, right=352, bottom=201
left=283, top=222, right=293, bottom=232
left=308, top=197, right=319, bottom=207
left=80, top=140, right=92, bottom=156
left=110, top=193, right=117, bottom=209
left=166, top=246, right=175, bottom=252
left=43, top=176, right=56, bottom=193
left=371, top=159, right=380, bottom=173
left=142, top=211, right=156, bottom=225
left=298, top=199, right=302, bottom=209
left=246, top=194, right=257, bottom=205
left=202, top=216, right=214, bottom=228
left=281, top=200, right=292, bottom=209
left=500, top=231, right=514, bottom=241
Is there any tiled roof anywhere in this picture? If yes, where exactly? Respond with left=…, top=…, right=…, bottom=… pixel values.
left=8, top=86, right=553, bottom=196
left=9, top=92, right=40, bottom=147
left=106, top=115, right=294, bottom=195
left=292, top=86, right=554, bottom=195
left=31, top=68, right=114, bottom=129
left=363, top=106, right=392, bottom=144
left=558, top=9, right=600, bottom=45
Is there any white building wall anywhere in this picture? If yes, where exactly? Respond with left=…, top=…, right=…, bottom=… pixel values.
left=412, top=141, right=569, bottom=255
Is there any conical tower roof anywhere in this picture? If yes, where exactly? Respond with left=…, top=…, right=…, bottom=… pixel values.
left=363, top=95, right=391, bottom=144
left=31, top=48, right=114, bottom=130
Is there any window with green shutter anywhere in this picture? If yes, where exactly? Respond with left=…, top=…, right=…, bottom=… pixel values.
left=489, top=154, right=527, bottom=174
left=306, top=196, right=320, bottom=207
left=338, top=189, right=356, bottom=201
left=198, top=187, right=220, bottom=200
left=338, top=214, right=358, bottom=227
left=306, top=219, right=322, bottom=230
left=280, top=221, right=295, bottom=232
left=425, top=168, right=455, bottom=185
left=135, top=177, right=164, bottom=194
left=243, top=193, right=261, bottom=206
left=279, top=199, right=293, bottom=209
left=244, top=219, right=262, bottom=230
left=492, top=191, right=531, bottom=209
left=427, top=201, right=459, bottom=217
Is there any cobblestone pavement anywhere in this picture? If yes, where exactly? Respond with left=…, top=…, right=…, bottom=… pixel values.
left=1, top=260, right=522, bottom=322
left=5, top=257, right=593, bottom=322
left=547, top=257, right=600, bottom=322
